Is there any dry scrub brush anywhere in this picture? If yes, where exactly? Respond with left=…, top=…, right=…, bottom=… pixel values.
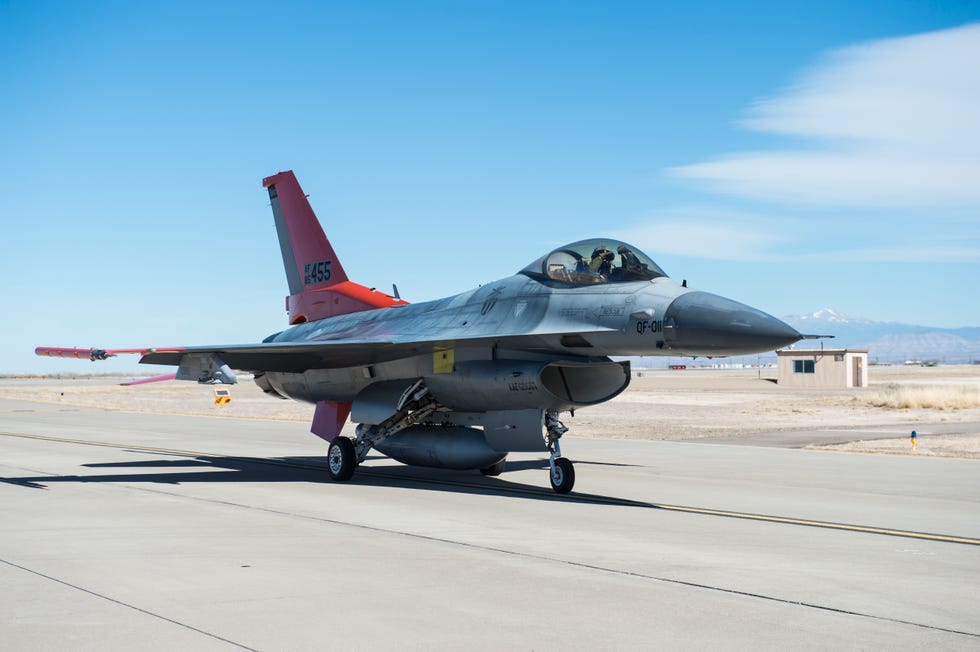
left=861, top=384, right=980, bottom=410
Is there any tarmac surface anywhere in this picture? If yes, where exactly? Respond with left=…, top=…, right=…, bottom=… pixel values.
left=2, top=397, right=979, bottom=651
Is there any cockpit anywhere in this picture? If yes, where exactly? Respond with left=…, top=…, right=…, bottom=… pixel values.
left=519, top=238, right=667, bottom=287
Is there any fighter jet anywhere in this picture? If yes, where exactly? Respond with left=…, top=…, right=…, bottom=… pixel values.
left=37, top=170, right=806, bottom=493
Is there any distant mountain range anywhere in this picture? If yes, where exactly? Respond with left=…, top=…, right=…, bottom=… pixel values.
left=783, top=309, right=980, bottom=364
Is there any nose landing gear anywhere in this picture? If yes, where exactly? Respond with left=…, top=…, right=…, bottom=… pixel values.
left=546, top=412, right=575, bottom=494
left=550, top=455, right=575, bottom=494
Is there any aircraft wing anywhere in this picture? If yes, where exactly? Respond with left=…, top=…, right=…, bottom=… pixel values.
left=36, top=329, right=616, bottom=374
left=36, top=342, right=420, bottom=373
left=139, top=340, right=428, bottom=372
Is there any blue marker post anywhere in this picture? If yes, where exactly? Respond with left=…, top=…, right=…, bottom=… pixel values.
left=911, top=430, right=917, bottom=451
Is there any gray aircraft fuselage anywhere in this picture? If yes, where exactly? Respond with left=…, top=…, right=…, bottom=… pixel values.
left=259, top=260, right=801, bottom=414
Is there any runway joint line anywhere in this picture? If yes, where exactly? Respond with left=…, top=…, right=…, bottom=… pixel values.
left=0, top=558, right=258, bottom=651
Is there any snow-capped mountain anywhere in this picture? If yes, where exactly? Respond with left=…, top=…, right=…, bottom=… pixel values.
left=790, top=308, right=873, bottom=325
left=783, top=309, right=980, bottom=363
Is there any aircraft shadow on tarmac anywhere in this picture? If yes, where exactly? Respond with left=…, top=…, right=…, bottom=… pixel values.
left=0, top=454, right=650, bottom=507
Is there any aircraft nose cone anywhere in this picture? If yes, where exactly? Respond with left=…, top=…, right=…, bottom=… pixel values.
left=663, top=291, right=802, bottom=356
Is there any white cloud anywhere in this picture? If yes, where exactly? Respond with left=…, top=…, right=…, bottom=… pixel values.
left=614, top=207, right=790, bottom=261
left=671, top=23, right=980, bottom=209
left=809, top=244, right=980, bottom=264
left=615, top=205, right=980, bottom=264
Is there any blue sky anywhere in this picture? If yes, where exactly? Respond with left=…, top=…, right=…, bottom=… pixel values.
left=2, top=1, right=979, bottom=373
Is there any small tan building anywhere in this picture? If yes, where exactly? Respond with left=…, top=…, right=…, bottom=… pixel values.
left=776, top=349, right=868, bottom=388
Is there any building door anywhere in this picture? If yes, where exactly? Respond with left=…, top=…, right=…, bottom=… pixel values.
left=852, top=356, right=863, bottom=387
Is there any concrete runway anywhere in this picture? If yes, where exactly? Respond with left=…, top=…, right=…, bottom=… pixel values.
left=2, top=397, right=978, bottom=651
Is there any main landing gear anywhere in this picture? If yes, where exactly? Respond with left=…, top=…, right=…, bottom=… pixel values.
left=326, top=380, right=439, bottom=483
left=546, top=411, right=575, bottom=494
left=324, top=398, right=576, bottom=495
left=327, top=437, right=357, bottom=482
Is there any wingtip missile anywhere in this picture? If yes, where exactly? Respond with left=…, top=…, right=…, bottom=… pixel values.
left=35, top=347, right=116, bottom=361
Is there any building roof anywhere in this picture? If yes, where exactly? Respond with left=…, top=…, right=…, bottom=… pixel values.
left=775, top=349, right=868, bottom=356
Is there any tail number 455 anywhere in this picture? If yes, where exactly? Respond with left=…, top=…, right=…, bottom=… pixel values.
left=304, top=260, right=332, bottom=285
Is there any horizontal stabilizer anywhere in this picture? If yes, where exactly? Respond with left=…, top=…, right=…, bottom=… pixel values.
left=119, top=373, right=178, bottom=386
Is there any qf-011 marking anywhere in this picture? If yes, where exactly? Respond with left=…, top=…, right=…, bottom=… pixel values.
left=304, top=259, right=332, bottom=285
left=636, top=320, right=663, bottom=335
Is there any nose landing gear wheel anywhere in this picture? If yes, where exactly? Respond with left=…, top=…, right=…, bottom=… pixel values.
left=550, top=457, right=575, bottom=494
left=327, top=437, right=357, bottom=481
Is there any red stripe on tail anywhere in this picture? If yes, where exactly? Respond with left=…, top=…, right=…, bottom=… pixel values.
left=263, top=170, right=408, bottom=324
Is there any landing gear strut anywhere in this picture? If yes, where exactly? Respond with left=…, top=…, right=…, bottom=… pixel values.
left=546, top=412, right=575, bottom=494
left=328, top=380, right=440, bottom=483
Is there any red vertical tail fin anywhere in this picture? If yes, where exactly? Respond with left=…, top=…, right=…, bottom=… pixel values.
left=262, top=171, right=407, bottom=324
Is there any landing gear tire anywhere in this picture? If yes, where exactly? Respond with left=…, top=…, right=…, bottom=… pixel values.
left=327, top=437, right=357, bottom=482
left=550, top=457, right=575, bottom=494
left=480, top=458, right=506, bottom=476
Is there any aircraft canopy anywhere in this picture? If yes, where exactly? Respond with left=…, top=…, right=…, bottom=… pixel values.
left=520, top=238, right=667, bottom=287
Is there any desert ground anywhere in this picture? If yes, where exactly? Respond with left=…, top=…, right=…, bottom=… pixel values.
left=2, top=364, right=978, bottom=458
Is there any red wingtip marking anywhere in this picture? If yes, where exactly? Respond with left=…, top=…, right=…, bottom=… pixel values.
left=35, top=346, right=187, bottom=360
left=35, top=347, right=110, bottom=360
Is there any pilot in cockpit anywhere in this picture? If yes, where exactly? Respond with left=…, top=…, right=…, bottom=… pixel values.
left=528, top=239, right=665, bottom=287
left=617, top=245, right=642, bottom=271
left=590, top=246, right=616, bottom=278
left=609, top=244, right=650, bottom=281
